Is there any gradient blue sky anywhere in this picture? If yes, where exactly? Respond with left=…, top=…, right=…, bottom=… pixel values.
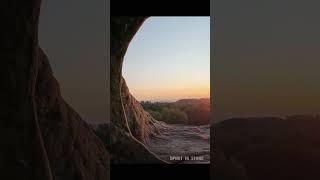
left=123, top=17, right=210, bottom=101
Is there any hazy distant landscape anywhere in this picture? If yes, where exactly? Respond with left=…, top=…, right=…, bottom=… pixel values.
left=141, top=98, right=210, bottom=125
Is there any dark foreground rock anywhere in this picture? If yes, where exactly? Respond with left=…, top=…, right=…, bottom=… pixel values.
left=212, top=115, right=320, bottom=180
left=0, top=1, right=109, bottom=179
left=36, top=49, right=110, bottom=180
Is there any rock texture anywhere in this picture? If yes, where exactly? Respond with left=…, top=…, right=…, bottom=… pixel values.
left=110, top=16, right=167, bottom=164
left=110, top=17, right=211, bottom=164
left=36, top=48, right=109, bottom=180
left=121, top=77, right=164, bottom=144
left=1, top=1, right=109, bottom=179
left=148, top=124, right=210, bottom=164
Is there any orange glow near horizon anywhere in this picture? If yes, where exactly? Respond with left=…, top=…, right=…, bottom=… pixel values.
left=122, top=17, right=210, bottom=102
left=130, top=84, right=210, bottom=101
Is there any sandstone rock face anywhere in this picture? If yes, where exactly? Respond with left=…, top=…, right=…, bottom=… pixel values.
left=110, top=17, right=148, bottom=134
left=1, top=1, right=53, bottom=179
left=1, top=1, right=109, bottom=179
left=121, top=77, right=164, bottom=144
left=110, top=17, right=167, bottom=163
left=36, top=48, right=110, bottom=180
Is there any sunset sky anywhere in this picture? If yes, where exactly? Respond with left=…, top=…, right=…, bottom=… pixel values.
left=214, top=0, right=320, bottom=121
left=123, top=17, right=210, bottom=101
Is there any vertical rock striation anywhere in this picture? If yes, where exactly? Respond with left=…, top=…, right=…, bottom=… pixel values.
left=110, top=16, right=167, bottom=164
left=1, top=1, right=110, bottom=179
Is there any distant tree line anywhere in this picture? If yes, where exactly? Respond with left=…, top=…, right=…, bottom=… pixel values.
left=140, top=99, right=210, bottom=125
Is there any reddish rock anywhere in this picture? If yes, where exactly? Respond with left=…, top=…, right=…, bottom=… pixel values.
left=110, top=17, right=167, bottom=163
left=0, top=1, right=109, bottom=179
left=36, top=48, right=110, bottom=180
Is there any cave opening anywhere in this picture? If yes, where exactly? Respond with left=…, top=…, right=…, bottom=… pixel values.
left=120, top=17, right=211, bottom=164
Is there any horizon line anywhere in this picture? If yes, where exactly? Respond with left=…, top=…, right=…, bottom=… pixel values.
left=138, top=97, right=210, bottom=102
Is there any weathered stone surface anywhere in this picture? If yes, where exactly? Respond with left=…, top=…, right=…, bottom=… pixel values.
left=121, top=77, right=164, bottom=144
left=110, top=16, right=167, bottom=163
left=0, top=1, right=53, bottom=179
left=36, top=48, right=110, bottom=180
left=110, top=17, right=147, bottom=134
left=1, top=1, right=109, bottom=179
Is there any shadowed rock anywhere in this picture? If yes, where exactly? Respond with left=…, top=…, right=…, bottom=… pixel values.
left=110, top=16, right=167, bottom=164
left=36, top=48, right=109, bottom=180
left=0, top=1, right=109, bottom=179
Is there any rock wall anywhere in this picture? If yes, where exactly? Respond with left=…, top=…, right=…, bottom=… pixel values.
left=0, top=1, right=109, bottom=179
left=121, top=77, right=164, bottom=144
left=36, top=48, right=109, bottom=180
left=110, top=16, right=167, bottom=164
left=1, top=9, right=167, bottom=180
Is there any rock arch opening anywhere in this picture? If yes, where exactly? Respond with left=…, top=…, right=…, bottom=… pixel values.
left=123, top=17, right=210, bottom=102
left=110, top=17, right=166, bottom=164
left=111, top=17, right=210, bottom=164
